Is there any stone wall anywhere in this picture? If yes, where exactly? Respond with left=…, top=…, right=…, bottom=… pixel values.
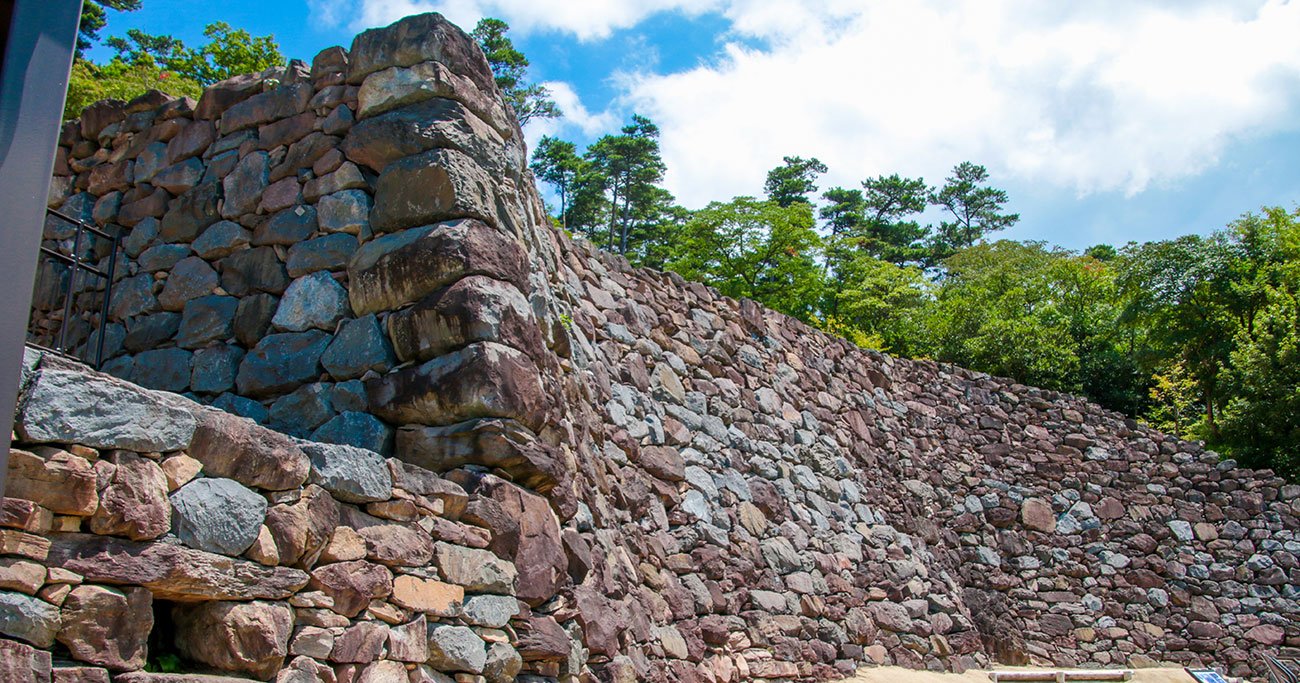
left=24, top=10, right=1299, bottom=683
left=5, top=346, right=525, bottom=682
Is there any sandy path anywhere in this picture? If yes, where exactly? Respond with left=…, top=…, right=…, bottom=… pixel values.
left=841, top=666, right=1209, bottom=683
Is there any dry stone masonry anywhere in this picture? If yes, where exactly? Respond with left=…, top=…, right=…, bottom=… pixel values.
left=17, top=10, right=1299, bottom=683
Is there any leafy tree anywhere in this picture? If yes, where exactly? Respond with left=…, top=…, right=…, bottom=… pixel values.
left=78, top=0, right=142, bottom=58
left=105, top=22, right=282, bottom=86
left=585, top=115, right=667, bottom=256
left=820, top=187, right=866, bottom=237
left=860, top=173, right=932, bottom=266
left=823, top=252, right=928, bottom=353
left=764, top=156, right=828, bottom=207
left=668, top=197, right=825, bottom=321
left=471, top=18, right=560, bottom=125
left=1218, top=286, right=1300, bottom=476
left=929, top=162, right=1019, bottom=263
left=66, top=20, right=282, bottom=120
left=531, top=136, right=584, bottom=230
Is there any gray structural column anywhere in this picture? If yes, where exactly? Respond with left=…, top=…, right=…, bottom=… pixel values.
left=0, top=1, right=83, bottom=495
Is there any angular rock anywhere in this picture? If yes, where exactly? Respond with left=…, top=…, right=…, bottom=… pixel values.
left=369, top=148, right=499, bottom=234
left=219, top=82, right=312, bottom=134
left=221, top=151, right=269, bottom=219
left=342, top=98, right=508, bottom=175
left=433, top=542, right=516, bottom=593
left=0, top=638, right=52, bottom=683
left=138, top=244, right=191, bottom=272
left=264, top=485, right=339, bottom=568
left=153, top=158, right=205, bottom=195
left=196, top=72, right=267, bottom=119
left=172, top=600, right=293, bottom=679
left=192, top=220, right=251, bottom=259
left=303, top=441, right=391, bottom=504
left=462, top=595, right=517, bottom=628
left=171, top=478, right=268, bottom=556
left=48, top=533, right=308, bottom=601
left=123, top=312, right=180, bottom=352
left=221, top=246, right=289, bottom=296
left=109, top=273, right=159, bottom=321
left=57, top=584, right=152, bottom=671
left=253, top=205, right=317, bottom=246
left=0, top=590, right=60, bottom=647
left=316, top=189, right=372, bottom=235
left=329, top=620, right=387, bottom=663
left=425, top=624, right=486, bottom=674
left=358, top=523, right=433, bottom=567
left=321, top=314, right=394, bottom=380
left=17, top=368, right=197, bottom=452
left=392, top=575, right=462, bottom=616
left=130, top=348, right=193, bottom=392
left=268, top=383, right=335, bottom=436
left=347, top=219, right=527, bottom=315
left=366, top=342, right=547, bottom=431
left=88, top=452, right=170, bottom=541
left=388, top=275, right=542, bottom=363
left=176, top=295, right=238, bottom=348
left=157, top=257, right=219, bottom=311
left=474, top=474, right=565, bottom=605
left=235, top=330, right=331, bottom=398
left=286, top=233, right=358, bottom=277
left=191, top=345, right=244, bottom=394
left=160, top=182, right=222, bottom=243
left=483, top=642, right=522, bottom=683
left=6, top=448, right=98, bottom=516
left=310, top=412, right=393, bottom=454
left=188, top=409, right=310, bottom=490
left=308, top=560, right=392, bottom=618
left=234, top=292, right=279, bottom=346
left=271, top=272, right=348, bottom=332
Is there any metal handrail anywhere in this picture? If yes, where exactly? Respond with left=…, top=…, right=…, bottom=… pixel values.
left=1264, top=654, right=1300, bottom=683
left=32, top=208, right=119, bottom=369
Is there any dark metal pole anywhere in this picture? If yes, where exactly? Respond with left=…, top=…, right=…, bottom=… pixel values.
left=0, top=0, right=83, bottom=497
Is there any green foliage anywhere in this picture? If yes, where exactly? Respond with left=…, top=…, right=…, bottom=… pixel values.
left=65, top=59, right=203, bottom=120
left=67, top=15, right=283, bottom=120
left=822, top=251, right=928, bottom=354
left=78, top=0, right=143, bottom=57
left=472, top=18, right=560, bottom=125
left=668, top=198, right=824, bottom=322
left=1219, top=286, right=1300, bottom=476
left=530, top=137, right=584, bottom=230
left=764, top=156, right=828, bottom=207
left=929, top=162, right=1020, bottom=263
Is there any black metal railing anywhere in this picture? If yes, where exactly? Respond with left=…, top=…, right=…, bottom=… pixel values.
left=29, top=207, right=119, bottom=369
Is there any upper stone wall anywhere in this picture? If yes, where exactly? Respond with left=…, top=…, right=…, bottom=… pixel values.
left=28, top=10, right=1299, bottom=683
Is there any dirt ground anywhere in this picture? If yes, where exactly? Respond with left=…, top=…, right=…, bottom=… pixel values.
left=842, top=666, right=1215, bottom=683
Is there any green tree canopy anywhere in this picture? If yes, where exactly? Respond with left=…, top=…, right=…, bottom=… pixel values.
left=471, top=18, right=560, bottom=125
left=764, top=156, right=828, bottom=207
left=929, top=162, right=1020, bottom=263
left=668, top=197, right=825, bottom=321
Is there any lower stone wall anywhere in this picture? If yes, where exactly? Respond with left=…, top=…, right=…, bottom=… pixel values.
left=545, top=235, right=1299, bottom=681
left=1, top=347, right=533, bottom=682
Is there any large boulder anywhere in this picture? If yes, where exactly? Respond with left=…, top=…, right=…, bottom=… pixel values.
left=365, top=342, right=546, bottom=431
left=0, top=590, right=60, bottom=647
left=17, top=367, right=196, bottom=452
left=57, top=584, right=152, bottom=671
left=235, top=331, right=332, bottom=399
left=271, top=272, right=349, bottom=332
left=170, top=478, right=268, bottom=556
left=470, top=474, right=565, bottom=606
left=347, top=219, right=528, bottom=315
left=347, top=12, right=497, bottom=95
left=303, top=441, right=392, bottom=503
left=264, top=484, right=339, bottom=569
left=88, top=452, right=170, bottom=541
left=188, top=409, right=310, bottom=491
left=432, top=542, right=516, bottom=594
left=425, top=624, right=486, bottom=674
left=5, top=448, right=98, bottom=516
left=172, top=601, right=293, bottom=680
left=48, top=534, right=307, bottom=602
left=342, top=97, right=509, bottom=175
left=387, top=275, right=543, bottom=363
left=369, top=148, right=499, bottom=234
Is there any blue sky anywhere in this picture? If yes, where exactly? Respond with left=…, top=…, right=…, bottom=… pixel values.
left=89, top=0, right=1300, bottom=251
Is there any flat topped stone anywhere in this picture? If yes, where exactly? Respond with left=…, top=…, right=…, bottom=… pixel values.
left=347, top=12, right=497, bottom=95
left=365, top=342, right=547, bottom=432
left=369, top=147, right=500, bottom=234
left=46, top=533, right=309, bottom=602
left=17, top=366, right=197, bottom=452
left=347, top=218, right=528, bottom=316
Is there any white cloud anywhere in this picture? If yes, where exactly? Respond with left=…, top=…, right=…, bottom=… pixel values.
left=315, top=0, right=722, bottom=39
left=316, top=0, right=1300, bottom=208
left=621, top=0, right=1300, bottom=206
left=523, top=81, right=619, bottom=151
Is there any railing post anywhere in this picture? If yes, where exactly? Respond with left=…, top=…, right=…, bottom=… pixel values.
left=0, top=1, right=84, bottom=497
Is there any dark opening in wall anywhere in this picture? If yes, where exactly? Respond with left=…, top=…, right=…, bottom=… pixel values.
left=146, top=599, right=189, bottom=673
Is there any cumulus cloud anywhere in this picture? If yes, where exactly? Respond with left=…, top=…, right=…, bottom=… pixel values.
left=315, top=0, right=1300, bottom=207
left=314, top=0, right=722, bottom=39
left=624, top=1, right=1300, bottom=206
left=522, top=81, right=620, bottom=151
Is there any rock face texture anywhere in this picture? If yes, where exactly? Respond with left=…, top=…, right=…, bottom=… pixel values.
left=22, top=10, right=1300, bottom=683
